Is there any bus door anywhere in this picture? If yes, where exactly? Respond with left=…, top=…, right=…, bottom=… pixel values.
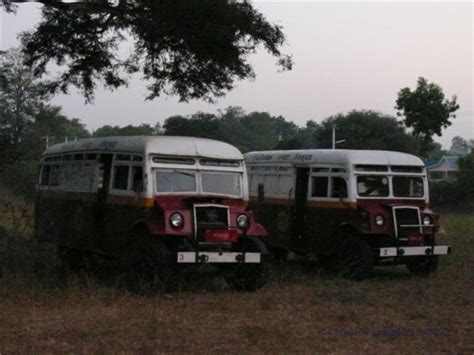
left=95, top=153, right=113, bottom=250
left=292, top=167, right=309, bottom=250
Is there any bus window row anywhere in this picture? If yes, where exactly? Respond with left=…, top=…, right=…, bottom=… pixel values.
left=39, top=161, right=143, bottom=194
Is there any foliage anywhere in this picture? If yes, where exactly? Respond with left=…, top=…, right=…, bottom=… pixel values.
left=449, top=136, right=470, bottom=156
left=0, top=48, right=50, bottom=164
left=163, top=107, right=300, bottom=153
left=26, top=105, right=90, bottom=158
left=456, top=152, right=474, bottom=198
left=10, top=0, right=291, bottom=102
left=395, top=77, right=459, bottom=156
left=429, top=152, right=474, bottom=210
left=425, top=142, right=449, bottom=160
left=162, top=108, right=423, bottom=154
left=163, top=113, right=223, bottom=140
left=93, top=123, right=159, bottom=137
left=0, top=48, right=91, bottom=197
left=219, top=108, right=300, bottom=152
left=315, top=110, right=418, bottom=153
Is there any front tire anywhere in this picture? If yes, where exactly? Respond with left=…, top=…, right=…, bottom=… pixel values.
left=57, top=246, right=87, bottom=272
left=123, top=237, right=174, bottom=293
left=227, top=237, right=268, bottom=292
left=336, top=236, right=373, bottom=280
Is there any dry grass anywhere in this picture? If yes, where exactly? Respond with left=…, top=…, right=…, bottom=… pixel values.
left=0, top=209, right=473, bottom=353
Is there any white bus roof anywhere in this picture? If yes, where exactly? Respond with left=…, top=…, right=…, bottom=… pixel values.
left=43, top=136, right=244, bottom=160
left=244, top=149, right=424, bottom=167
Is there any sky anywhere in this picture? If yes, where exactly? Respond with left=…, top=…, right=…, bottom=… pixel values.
left=1, top=1, right=473, bottom=149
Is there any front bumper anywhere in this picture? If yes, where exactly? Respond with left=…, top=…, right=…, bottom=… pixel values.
left=378, top=245, right=451, bottom=258
left=177, top=251, right=261, bottom=264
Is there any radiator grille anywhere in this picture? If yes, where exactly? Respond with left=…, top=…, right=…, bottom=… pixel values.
left=393, top=207, right=421, bottom=240
left=194, top=205, right=229, bottom=241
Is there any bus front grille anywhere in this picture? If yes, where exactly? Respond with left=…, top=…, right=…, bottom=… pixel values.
left=194, top=205, right=229, bottom=241
left=393, top=207, right=421, bottom=240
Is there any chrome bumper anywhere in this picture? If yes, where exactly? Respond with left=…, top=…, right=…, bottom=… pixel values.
left=177, top=251, right=261, bottom=264
left=379, top=245, right=451, bottom=258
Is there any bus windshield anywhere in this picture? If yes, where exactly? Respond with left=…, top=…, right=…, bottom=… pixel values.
left=155, top=169, right=242, bottom=196
left=357, top=175, right=424, bottom=198
left=357, top=176, right=389, bottom=197
left=201, top=172, right=241, bottom=196
left=156, top=170, right=197, bottom=193
left=393, top=176, right=424, bottom=197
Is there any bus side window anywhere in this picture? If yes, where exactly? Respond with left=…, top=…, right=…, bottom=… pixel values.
left=331, top=177, right=347, bottom=198
left=131, top=166, right=144, bottom=193
left=40, top=165, right=51, bottom=185
left=278, top=175, right=293, bottom=196
left=113, top=165, right=130, bottom=190
left=311, top=176, right=329, bottom=197
left=49, top=165, right=61, bottom=186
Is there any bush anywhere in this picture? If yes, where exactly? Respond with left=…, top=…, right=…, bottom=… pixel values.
left=429, top=153, right=474, bottom=212
left=0, top=160, right=39, bottom=201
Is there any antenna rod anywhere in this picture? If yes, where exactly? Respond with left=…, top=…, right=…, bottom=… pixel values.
left=332, top=125, right=336, bottom=149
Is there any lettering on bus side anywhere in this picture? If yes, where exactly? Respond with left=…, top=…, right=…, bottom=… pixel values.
left=98, top=140, right=118, bottom=150
left=294, top=153, right=313, bottom=161
left=253, top=154, right=273, bottom=161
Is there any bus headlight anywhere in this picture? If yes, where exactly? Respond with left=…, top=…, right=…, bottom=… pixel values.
left=236, top=214, right=249, bottom=229
left=423, top=215, right=432, bottom=226
left=169, top=213, right=184, bottom=228
left=375, top=215, right=385, bottom=226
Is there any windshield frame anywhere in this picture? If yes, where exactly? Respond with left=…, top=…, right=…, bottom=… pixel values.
left=153, top=167, right=244, bottom=198
left=355, top=172, right=427, bottom=199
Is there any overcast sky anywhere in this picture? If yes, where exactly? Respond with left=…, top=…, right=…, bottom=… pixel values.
left=1, top=1, right=473, bottom=148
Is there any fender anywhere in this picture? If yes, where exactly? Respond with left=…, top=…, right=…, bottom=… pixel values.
left=246, top=222, right=268, bottom=237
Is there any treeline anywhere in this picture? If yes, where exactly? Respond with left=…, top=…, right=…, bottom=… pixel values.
left=1, top=47, right=472, bottom=206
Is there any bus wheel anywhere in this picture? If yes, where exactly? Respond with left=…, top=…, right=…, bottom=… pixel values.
left=124, top=238, right=174, bottom=293
left=269, top=246, right=289, bottom=262
left=406, top=256, right=439, bottom=276
left=227, top=237, right=268, bottom=292
left=57, top=246, right=86, bottom=272
left=336, top=237, right=373, bottom=280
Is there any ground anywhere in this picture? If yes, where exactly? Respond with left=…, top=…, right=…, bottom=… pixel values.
left=0, top=204, right=473, bottom=353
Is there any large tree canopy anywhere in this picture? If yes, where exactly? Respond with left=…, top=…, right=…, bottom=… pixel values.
left=314, top=110, right=418, bottom=153
left=5, top=0, right=292, bottom=102
left=395, top=77, right=459, bottom=155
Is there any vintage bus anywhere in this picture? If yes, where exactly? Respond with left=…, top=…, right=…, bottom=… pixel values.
left=244, top=149, right=451, bottom=278
left=35, top=136, right=268, bottom=291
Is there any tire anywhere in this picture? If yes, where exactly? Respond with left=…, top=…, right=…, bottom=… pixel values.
left=269, top=246, right=289, bottom=262
left=335, top=236, right=373, bottom=280
left=227, top=237, right=268, bottom=292
left=123, top=237, right=174, bottom=293
left=57, top=246, right=87, bottom=272
left=406, top=256, right=439, bottom=276
left=318, top=255, right=337, bottom=272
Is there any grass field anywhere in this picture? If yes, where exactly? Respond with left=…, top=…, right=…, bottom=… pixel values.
left=0, top=204, right=473, bottom=353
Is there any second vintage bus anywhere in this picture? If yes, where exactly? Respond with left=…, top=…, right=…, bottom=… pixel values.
left=245, top=149, right=451, bottom=278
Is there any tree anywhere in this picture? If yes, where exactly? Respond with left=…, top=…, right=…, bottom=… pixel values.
left=219, top=107, right=299, bottom=152
left=0, top=48, right=50, bottom=165
left=449, top=136, right=469, bottom=156
left=395, top=77, right=459, bottom=156
left=457, top=152, right=474, bottom=198
left=163, top=113, right=223, bottom=140
left=93, top=123, right=157, bottom=137
left=314, top=110, right=418, bottom=153
left=0, top=104, right=90, bottom=198
left=425, top=142, right=449, bottom=160
left=26, top=105, right=90, bottom=158
left=6, top=0, right=292, bottom=103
